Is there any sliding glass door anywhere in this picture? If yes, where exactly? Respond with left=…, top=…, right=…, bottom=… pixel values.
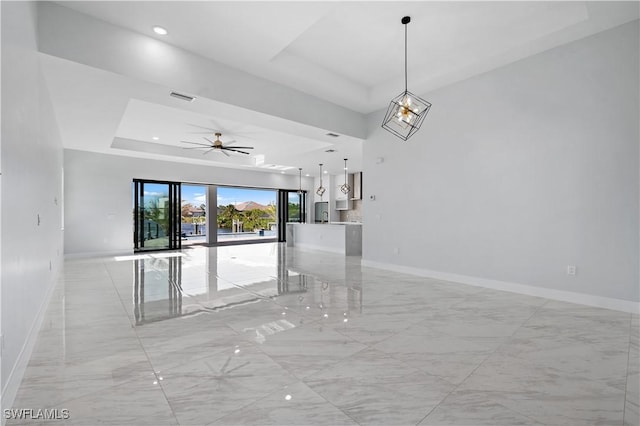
left=277, top=190, right=306, bottom=241
left=287, top=192, right=305, bottom=223
left=133, top=180, right=181, bottom=251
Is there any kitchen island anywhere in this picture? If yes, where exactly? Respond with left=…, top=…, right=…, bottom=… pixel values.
left=286, top=223, right=362, bottom=256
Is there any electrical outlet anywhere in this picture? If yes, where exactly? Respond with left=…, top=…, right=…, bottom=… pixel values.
left=567, top=265, right=576, bottom=276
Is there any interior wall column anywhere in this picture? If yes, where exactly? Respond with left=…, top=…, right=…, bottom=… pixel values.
left=206, top=185, right=217, bottom=245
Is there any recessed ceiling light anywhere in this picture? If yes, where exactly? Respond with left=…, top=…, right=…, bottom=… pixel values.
left=324, top=170, right=328, bottom=174
left=152, top=136, right=159, bottom=141
left=281, top=171, right=285, bottom=174
left=305, top=174, right=310, bottom=177
left=153, top=26, right=168, bottom=35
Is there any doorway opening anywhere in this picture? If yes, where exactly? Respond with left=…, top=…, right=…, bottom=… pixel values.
left=133, top=179, right=181, bottom=252
left=276, top=190, right=306, bottom=241
left=181, top=184, right=207, bottom=246
left=133, top=181, right=307, bottom=251
left=217, top=186, right=278, bottom=244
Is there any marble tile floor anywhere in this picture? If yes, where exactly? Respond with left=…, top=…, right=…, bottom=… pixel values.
left=8, top=243, right=639, bottom=425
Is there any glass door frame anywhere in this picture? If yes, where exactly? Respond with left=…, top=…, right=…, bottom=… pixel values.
left=277, top=190, right=306, bottom=242
left=133, top=179, right=181, bottom=252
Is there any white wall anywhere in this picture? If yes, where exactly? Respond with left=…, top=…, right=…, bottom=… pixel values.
left=1, top=1, right=64, bottom=409
left=363, top=21, right=639, bottom=305
left=64, top=150, right=314, bottom=255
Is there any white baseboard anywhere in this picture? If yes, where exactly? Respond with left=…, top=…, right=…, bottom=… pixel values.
left=64, top=249, right=133, bottom=259
left=1, top=266, right=60, bottom=413
left=361, top=259, right=639, bottom=314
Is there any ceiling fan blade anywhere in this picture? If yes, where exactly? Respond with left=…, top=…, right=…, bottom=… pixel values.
left=181, top=140, right=211, bottom=146
left=215, top=122, right=259, bottom=139
left=182, top=146, right=210, bottom=150
left=202, top=148, right=214, bottom=155
left=221, top=149, right=230, bottom=157
left=187, top=131, right=216, bottom=134
left=208, top=120, right=230, bottom=134
left=203, top=137, right=215, bottom=144
left=223, top=147, right=251, bottom=155
left=225, top=146, right=253, bottom=149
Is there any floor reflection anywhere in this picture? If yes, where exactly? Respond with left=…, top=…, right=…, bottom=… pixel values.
left=133, top=256, right=183, bottom=325
left=131, top=244, right=362, bottom=326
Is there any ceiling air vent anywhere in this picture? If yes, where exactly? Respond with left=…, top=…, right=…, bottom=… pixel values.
left=325, top=149, right=336, bottom=153
left=326, top=132, right=340, bottom=138
left=170, top=91, right=195, bottom=102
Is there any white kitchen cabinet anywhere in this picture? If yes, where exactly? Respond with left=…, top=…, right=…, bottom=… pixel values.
left=335, top=198, right=351, bottom=210
left=334, top=174, right=353, bottom=210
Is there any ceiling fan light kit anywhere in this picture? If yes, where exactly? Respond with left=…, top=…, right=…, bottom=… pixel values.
left=382, top=16, right=432, bottom=141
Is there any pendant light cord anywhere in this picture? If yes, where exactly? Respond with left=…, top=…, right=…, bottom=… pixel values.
left=344, top=159, right=347, bottom=182
left=404, top=21, right=408, bottom=93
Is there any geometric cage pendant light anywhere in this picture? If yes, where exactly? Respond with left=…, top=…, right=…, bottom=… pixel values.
left=316, top=163, right=326, bottom=197
left=297, top=167, right=304, bottom=194
left=382, top=16, right=432, bottom=141
left=340, top=158, right=351, bottom=194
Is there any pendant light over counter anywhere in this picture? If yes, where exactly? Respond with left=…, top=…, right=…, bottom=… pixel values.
left=316, top=164, right=326, bottom=197
left=340, top=158, right=351, bottom=195
left=297, top=168, right=303, bottom=194
left=381, top=16, right=432, bottom=141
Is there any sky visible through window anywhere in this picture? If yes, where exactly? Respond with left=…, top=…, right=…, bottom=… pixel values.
left=181, top=185, right=206, bottom=206
left=181, top=185, right=276, bottom=207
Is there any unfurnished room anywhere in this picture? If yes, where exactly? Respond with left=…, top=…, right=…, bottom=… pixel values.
left=1, top=1, right=639, bottom=425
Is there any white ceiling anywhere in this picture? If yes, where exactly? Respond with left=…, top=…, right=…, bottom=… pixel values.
left=42, top=1, right=639, bottom=175
left=114, top=99, right=357, bottom=172
left=40, top=53, right=363, bottom=175
left=56, top=1, right=639, bottom=113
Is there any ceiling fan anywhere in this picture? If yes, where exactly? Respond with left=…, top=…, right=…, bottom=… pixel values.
left=180, top=132, right=254, bottom=156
